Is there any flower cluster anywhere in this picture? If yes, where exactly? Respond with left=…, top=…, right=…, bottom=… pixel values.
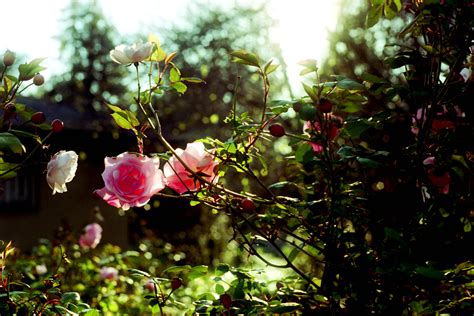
left=94, top=142, right=218, bottom=209
left=303, top=114, right=343, bottom=153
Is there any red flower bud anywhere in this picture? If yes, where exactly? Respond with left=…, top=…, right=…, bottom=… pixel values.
left=318, top=98, right=332, bottom=113
left=241, top=198, right=256, bottom=213
left=33, top=74, right=45, bottom=86
left=220, top=293, right=232, bottom=310
left=3, top=50, right=15, bottom=67
left=292, top=103, right=302, bottom=112
left=51, top=119, right=64, bottom=133
left=269, top=123, right=285, bottom=137
left=171, top=277, right=183, bottom=291
left=31, top=112, right=46, bottom=124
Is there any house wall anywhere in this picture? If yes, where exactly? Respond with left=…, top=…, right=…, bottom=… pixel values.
left=0, top=160, right=129, bottom=250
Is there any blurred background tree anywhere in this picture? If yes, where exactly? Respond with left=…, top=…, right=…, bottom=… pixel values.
left=151, top=1, right=290, bottom=142
left=45, top=0, right=129, bottom=115
left=321, top=0, right=410, bottom=82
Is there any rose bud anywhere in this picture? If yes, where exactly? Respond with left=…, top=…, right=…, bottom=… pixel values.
left=33, top=74, right=45, bottom=86
left=269, top=123, right=285, bottom=137
left=241, top=198, right=256, bottom=213
left=318, top=98, right=333, bottom=113
left=171, top=277, right=183, bottom=291
left=292, top=102, right=302, bottom=112
left=51, top=119, right=64, bottom=133
left=220, top=293, right=232, bottom=310
left=3, top=103, right=16, bottom=121
left=3, top=50, right=15, bottom=66
left=31, top=112, right=46, bottom=124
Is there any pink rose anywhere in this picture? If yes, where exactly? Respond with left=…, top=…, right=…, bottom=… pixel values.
left=99, top=266, right=118, bottom=280
left=95, top=152, right=165, bottom=210
left=303, top=115, right=343, bottom=153
left=423, top=157, right=450, bottom=194
left=79, top=223, right=102, bottom=249
left=164, top=142, right=219, bottom=194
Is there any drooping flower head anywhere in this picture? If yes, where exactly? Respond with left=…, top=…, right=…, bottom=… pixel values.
left=95, top=152, right=165, bottom=210
left=79, top=223, right=102, bottom=249
left=46, top=150, right=78, bottom=194
left=110, top=41, right=153, bottom=65
left=164, top=142, right=219, bottom=194
left=303, top=114, right=343, bottom=153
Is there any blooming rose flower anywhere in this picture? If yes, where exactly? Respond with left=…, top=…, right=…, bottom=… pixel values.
left=99, top=266, right=118, bottom=280
left=460, top=67, right=472, bottom=82
left=110, top=41, right=153, bottom=65
left=164, top=142, right=219, bottom=194
left=95, top=152, right=165, bottom=210
left=423, top=157, right=450, bottom=194
left=79, top=223, right=102, bottom=249
left=46, top=150, right=78, bottom=194
left=303, top=115, right=343, bottom=153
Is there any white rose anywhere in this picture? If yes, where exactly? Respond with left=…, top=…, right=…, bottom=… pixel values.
left=110, top=41, right=153, bottom=65
left=46, top=150, right=78, bottom=194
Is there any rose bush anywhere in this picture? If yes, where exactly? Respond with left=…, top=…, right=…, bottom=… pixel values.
left=46, top=150, right=78, bottom=194
left=94, top=152, right=165, bottom=210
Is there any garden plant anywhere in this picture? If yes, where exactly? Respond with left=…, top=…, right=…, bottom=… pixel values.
left=0, top=0, right=473, bottom=314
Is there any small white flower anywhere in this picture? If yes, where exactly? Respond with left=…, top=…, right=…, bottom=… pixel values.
left=110, top=41, right=153, bottom=65
left=35, top=264, right=47, bottom=275
left=46, top=150, right=78, bottom=194
left=460, top=67, right=472, bottom=82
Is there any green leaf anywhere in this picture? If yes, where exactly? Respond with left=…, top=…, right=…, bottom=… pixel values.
left=9, top=129, right=42, bottom=144
left=83, top=310, right=100, bottom=316
left=181, top=77, right=205, bottom=83
left=414, top=266, right=445, bottom=280
left=215, top=284, right=225, bottom=295
left=295, top=143, right=314, bottom=164
left=190, top=200, right=200, bottom=206
left=128, top=268, right=151, bottom=278
left=337, top=78, right=365, bottom=90
left=162, top=265, right=192, bottom=274
left=188, top=265, right=208, bottom=280
left=0, top=132, right=26, bottom=154
left=230, top=50, right=260, bottom=67
left=298, top=59, right=318, bottom=76
left=356, top=157, right=381, bottom=168
left=344, top=119, right=373, bottom=138
left=215, top=263, right=229, bottom=276
left=107, top=104, right=139, bottom=130
left=171, top=82, right=187, bottom=94
left=61, top=292, right=81, bottom=304
left=18, top=58, right=46, bottom=81
left=263, top=59, right=279, bottom=75
left=302, top=83, right=318, bottom=102
left=366, top=4, right=383, bottom=27
left=0, top=161, right=18, bottom=179
left=169, top=67, right=181, bottom=82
